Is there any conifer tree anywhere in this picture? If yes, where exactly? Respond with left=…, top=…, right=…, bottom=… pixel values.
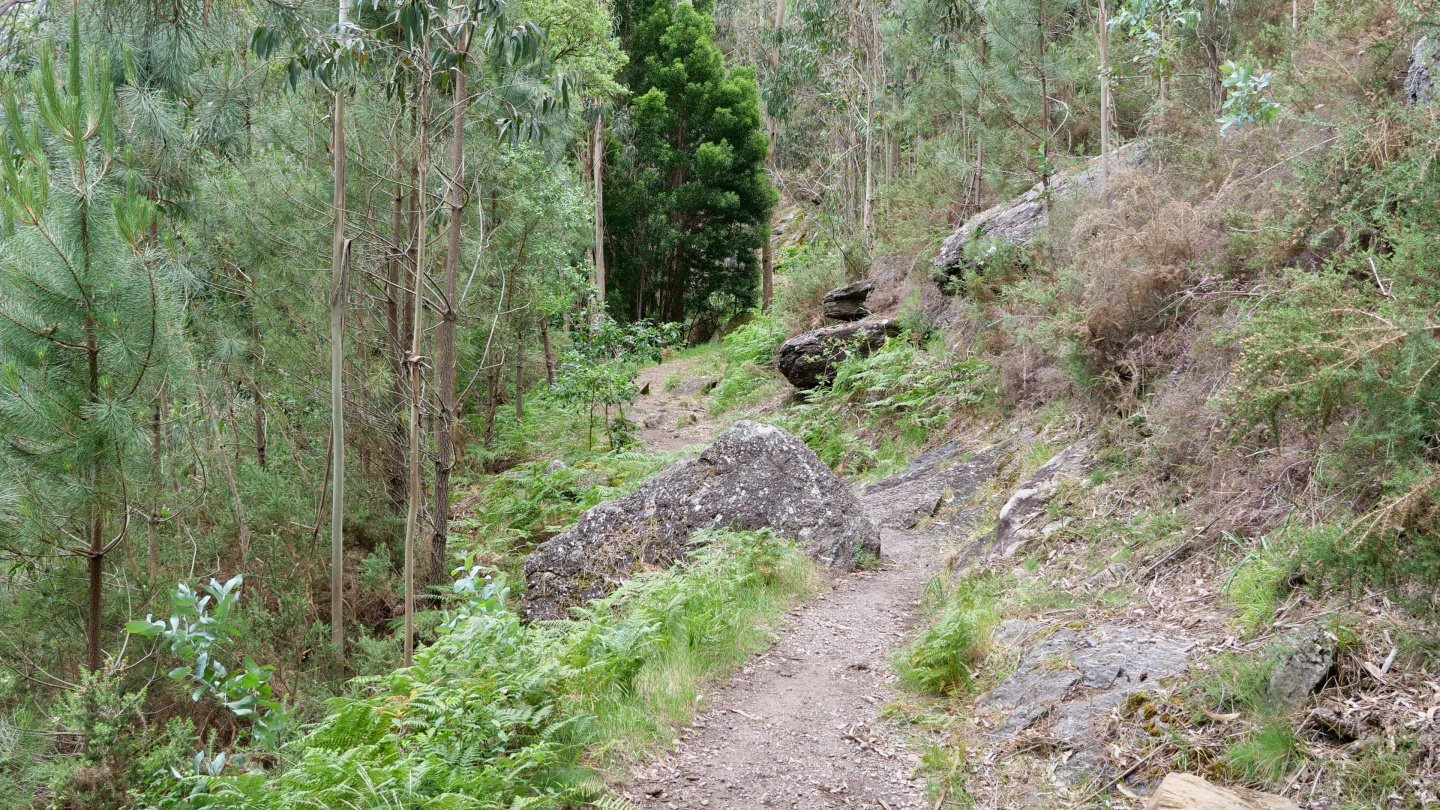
left=0, top=23, right=177, bottom=673
left=606, top=0, right=775, bottom=325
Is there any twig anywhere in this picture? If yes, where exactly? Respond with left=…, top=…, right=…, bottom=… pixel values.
left=1369, top=257, right=1394, bottom=299
left=727, top=707, right=761, bottom=721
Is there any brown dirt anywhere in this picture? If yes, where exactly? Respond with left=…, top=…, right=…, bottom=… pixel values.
left=631, top=356, right=729, bottom=453
left=621, top=527, right=943, bottom=810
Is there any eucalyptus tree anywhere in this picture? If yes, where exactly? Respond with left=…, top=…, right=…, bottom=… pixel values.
left=0, top=25, right=180, bottom=673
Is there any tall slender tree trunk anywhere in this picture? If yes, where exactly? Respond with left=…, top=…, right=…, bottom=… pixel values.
left=514, top=336, right=524, bottom=420
left=250, top=272, right=267, bottom=469
left=540, top=317, right=555, bottom=386
left=430, top=42, right=469, bottom=601
left=77, top=175, right=105, bottom=673
left=1098, top=0, right=1111, bottom=193
left=385, top=127, right=409, bottom=514
left=592, top=112, right=606, bottom=314
left=328, top=0, right=348, bottom=658
left=403, top=47, right=433, bottom=669
left=148, top=384, right=163, bottom=576
left=761, top=0, right=787, bottom=311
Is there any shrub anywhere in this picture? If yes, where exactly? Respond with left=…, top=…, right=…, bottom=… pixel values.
left=156, top=531, right=815, bottom=807
left=900, top=576, right=999, bottom=696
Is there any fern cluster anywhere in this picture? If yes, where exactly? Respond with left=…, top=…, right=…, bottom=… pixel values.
left=778, top=334, right=989, bottom=475
left=145, top=530, right=814, bottom=809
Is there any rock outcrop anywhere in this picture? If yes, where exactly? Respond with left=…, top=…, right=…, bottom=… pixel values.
left=522, top=420, right=880, bottom=621
left=1145, top=773, right=1299, bottom=810
left=822, top=280, right=874, bottom=321
left=1407, top=36, right=1439, bottom=106
left=978, top=626, right=1193, bottom=746
left=1265, top=624, right=1334, bottom=710
left=674, top=375, right=718, bottom=396
left=932, top=141, right=1151, bottom=281
left=858, top=444, right=1004, bottom=530
left=994, top=443, right=1090, bottom=557
left=776, top=318, right=900, bottom=390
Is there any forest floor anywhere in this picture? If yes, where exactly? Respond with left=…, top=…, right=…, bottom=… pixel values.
left=629, top=356, right=731, bottom=453
left=612, top=353, right=1440, bottom=809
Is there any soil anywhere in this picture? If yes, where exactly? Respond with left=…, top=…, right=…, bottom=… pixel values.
left=623, top=527, right=942, bottom=810
left=631, top=356, right=730, bottom=453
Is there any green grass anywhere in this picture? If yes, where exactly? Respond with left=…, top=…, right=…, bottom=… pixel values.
left=572, top=530, right=819, bottom=769
left=1224, top=535, right=1294, bottom=636
left=1223, top=720, right=1300, bottom=787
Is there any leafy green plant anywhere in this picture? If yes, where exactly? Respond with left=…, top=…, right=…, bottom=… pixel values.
left=1109, top=0, right=1199, bottom=92
left=147, top=531, right=814, bottom=807
left=126, top=575, right=289, bottom=750
left=553, top=308, right=680, bottom=448
left=1217, top=61, right=1280, bottom=134
left=777, top=336, right=989, bottom=474
left=900, top=576, right=999, bottom=695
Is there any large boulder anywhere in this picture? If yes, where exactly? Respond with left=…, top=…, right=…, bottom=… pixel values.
left=776, top=318, right=900, bottom=390
left=822, top=280, right=874, bottom=321
left=1407, top=36, right=1439, bottom=106
left=932, top=141, right=1151, bottom=282
left=521, top=420, right=880, bottom=621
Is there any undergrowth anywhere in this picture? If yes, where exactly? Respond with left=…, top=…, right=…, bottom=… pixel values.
left=151, top=530, right=815, bottom=809
left=775, top=335, right=991, bottom=476
left=899, top=575, right=1000, bottom=697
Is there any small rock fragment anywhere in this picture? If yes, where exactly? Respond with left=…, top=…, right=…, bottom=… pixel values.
left=1264, top=625, right=1333, bottom=711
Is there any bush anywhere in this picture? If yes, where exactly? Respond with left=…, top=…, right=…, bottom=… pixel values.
left=900, top=576, right=999, bottom=696
left=158, top=531, right=815, bottom=808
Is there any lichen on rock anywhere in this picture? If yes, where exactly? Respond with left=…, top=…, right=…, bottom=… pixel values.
left=521, top=420, right=880, bottom=621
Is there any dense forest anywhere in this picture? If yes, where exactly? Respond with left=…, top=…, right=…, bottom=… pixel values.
left=2, top=0, right=1439, bottom=807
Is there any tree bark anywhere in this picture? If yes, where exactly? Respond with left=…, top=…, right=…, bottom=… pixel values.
left=540, top=316, right=555, bottom=386
left=328, top=0, right=348, bottom=658
left=384, top=120, right=409, bottom=514
left=430, top=39, right=469, bottom=601
left=592, top=112, right=606, bottom=314
left=514, top=335, right=524, bottom=420
left=1098, top=0, right=1111, bottom=193
left=403, top=38, right=433, bottom=669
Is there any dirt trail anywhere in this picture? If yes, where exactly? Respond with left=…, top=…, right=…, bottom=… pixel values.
left=621, top=420, right=1002, bottom=808
left=626, top=526, right=940, bottom=810
left=630, top=357, right=729, bottom=453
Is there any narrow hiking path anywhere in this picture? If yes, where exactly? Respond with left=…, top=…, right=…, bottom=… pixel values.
left=617, top=419, right=1006, bottom=809
left=629, top=357, right=729, bottom=453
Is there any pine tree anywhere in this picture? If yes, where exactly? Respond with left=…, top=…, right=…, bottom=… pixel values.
left=606, top=0, right=775, bottom=325
left=0, top=24, right=178, bottom=673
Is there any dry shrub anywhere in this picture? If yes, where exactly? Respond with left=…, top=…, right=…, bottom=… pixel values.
left=1063, top=171, right=1210, bottom=406
left=1141, top=309, right=1244, bottom=479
